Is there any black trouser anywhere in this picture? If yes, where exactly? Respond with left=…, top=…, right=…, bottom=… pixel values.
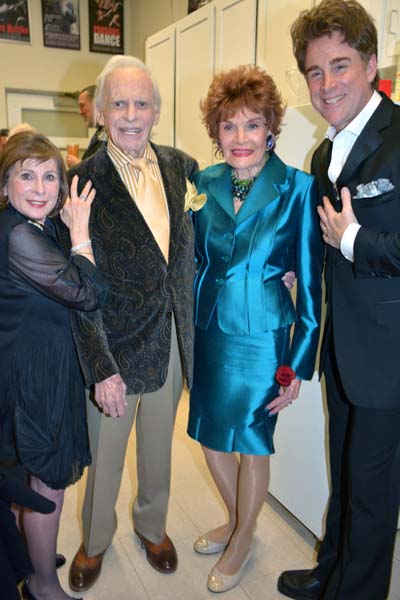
left=316, top=345, right=400, bottom=600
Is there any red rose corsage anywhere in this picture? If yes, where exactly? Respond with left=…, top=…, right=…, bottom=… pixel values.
left=275, top=365, right=296, bottom=387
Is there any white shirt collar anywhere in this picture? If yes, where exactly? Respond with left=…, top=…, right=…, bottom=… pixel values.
left=325, top=90, right=382, bottom=141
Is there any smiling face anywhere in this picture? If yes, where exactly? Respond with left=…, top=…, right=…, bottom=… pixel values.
left=98, top=67, right=159, bottom=157
left=218, top=108, right=269, bottom=179
left=304, top=31, right=377, bottom=132
left=4, top=159, right=60, bottom=223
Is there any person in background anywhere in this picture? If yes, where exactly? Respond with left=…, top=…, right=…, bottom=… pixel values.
left=60, top=55, right=198, bottom=593
left=8, top=123, right=37, bottom=138
left=66, top=85, right=106, bottom=168
left=278, top=2, right=400, bottom=599
left=77, top=85, right=96, bottom=129
left=187, top=65, right=323, bottom=593
left=0, top=127, right=9, bottom=153
left=0, top=131, right=108, bottom=600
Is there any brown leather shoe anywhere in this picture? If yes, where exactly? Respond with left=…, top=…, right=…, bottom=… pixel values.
left=69, top=543, right=106, bottom=592
left=135, top=529, right=178, bottom=574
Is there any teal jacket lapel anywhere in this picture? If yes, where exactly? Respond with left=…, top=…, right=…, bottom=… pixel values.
left=207, top=163, right=236, bottom=222
left=206, top=153, right=290, bottom=225
left=236, top=152, right=289, bottom=226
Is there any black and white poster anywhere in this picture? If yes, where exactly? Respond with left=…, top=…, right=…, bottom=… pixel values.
left=89, top=0, right=124, bottom=55
left=42, top=0, right=80, bottom=50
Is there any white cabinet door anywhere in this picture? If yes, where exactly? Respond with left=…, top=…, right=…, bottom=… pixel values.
left=358, top=1, right=387, bottom=66
left=381, top=0, right=400, bottom=67
left=257, top=0, right=314, bottom=107
left=270, top=373, right=330, bottom=540
left=175, top=4, right=215, bottom=168
left=146, top=25, right=176, bottom=147
left=341, top=1, right=399, bottom=69
left=215, top=0, right=257, bottom=70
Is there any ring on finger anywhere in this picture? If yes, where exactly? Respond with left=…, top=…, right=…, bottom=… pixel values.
left=79, top=194, right=87, bottom=201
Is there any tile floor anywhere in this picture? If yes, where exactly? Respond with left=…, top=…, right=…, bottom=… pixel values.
left=57, top=390, right=400, bottom=600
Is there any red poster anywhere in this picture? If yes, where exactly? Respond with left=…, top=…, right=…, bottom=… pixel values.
left=0, top=0, right=30, bottom=43
left=89, top=0, right=124, bottom=55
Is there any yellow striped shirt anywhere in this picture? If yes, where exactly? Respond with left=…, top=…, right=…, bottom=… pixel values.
left=106, top=139, right=169, bottom=219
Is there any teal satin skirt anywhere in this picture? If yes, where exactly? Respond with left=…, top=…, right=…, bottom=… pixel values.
left=188, top=321, right=290, bottom=455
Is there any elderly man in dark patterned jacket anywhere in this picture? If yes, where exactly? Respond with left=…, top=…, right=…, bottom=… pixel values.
left=57, top=54, right=198, bottom=593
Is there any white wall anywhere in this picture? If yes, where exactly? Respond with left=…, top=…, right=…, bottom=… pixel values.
left=0, top=0, right=133, bottom=128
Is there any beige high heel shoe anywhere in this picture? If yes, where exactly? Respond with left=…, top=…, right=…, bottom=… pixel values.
left=194, top=533, right=228, bottom=555
left=207, top=545, right=253, bottom=593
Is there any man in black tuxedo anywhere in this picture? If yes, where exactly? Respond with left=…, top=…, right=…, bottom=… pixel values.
left=278, top=1, right=400, bottom=599
left=58, top=55, right=198, bottom=592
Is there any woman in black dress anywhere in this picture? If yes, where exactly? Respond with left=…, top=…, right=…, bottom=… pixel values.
left=0, top=131, right=108, bottom=600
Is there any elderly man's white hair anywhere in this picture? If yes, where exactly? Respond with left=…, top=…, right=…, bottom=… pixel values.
left=95, top=55, right=161, bottom=114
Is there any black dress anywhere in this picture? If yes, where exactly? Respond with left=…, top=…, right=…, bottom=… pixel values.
left=0, top=206, right=108, bottom=490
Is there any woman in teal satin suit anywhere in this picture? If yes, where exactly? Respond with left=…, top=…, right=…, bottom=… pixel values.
left=187, top=65, right=323, bottom=593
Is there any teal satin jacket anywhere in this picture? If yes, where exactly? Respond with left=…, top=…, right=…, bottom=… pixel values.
left=192, top=152, right=323, bottom=381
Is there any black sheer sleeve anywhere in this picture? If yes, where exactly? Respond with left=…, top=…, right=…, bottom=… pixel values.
left=8, top=222, right=108, bottom=310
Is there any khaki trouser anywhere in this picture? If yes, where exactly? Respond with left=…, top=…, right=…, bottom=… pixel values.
left=81, top=320, right=183, bottom=555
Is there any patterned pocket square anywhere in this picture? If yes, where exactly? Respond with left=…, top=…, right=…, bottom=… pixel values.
left=354, top=178, right=394, bottom=199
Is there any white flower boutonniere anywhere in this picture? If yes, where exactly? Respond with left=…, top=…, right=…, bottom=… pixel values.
left=184, top=179, right=207, bottom=212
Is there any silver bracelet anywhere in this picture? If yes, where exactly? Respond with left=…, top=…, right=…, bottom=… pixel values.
left=71, top=240, right=92, bottom=254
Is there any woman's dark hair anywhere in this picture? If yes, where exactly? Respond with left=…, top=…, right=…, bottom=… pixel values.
left=0, top=131, right=68, bottom=214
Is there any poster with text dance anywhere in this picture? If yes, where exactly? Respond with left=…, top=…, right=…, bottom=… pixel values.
left=89, top=0, right=124, bottom=55
left=41, top=0, right=80, bottom=50
left=0, top=0, right=31, bottom=43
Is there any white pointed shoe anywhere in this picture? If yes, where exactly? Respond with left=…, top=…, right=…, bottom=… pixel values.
left=194, top=534, right=227, bottom=555
left=207, top=546, right=253, bottom=593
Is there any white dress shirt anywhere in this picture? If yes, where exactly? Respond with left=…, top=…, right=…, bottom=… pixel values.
left=326, top=90, right=382, bottom=261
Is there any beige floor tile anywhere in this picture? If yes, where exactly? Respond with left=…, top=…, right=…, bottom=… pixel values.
left=56, top=537, right=149, bottom=600
left=118, top=532, right=249, bottom=599
left=394, top=532, right=400, bottom=561
left=243, top=571, right=287, bottom=600
left=388, top=557, right=400, bottom=600
left=57, top=391, right=400, bottom=600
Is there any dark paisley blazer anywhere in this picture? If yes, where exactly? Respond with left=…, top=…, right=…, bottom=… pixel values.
left=57, top=144, right=198, bottom=394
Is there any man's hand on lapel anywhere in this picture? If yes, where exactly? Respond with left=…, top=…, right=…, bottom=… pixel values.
left=317, top=187, right=358, bottom=248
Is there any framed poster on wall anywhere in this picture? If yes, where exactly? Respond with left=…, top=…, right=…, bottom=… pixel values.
left=41, top=0, right=80, bottom=50
left=0, top=0, right=31, bottom=43
left=89, top=0, right=124, bottom=54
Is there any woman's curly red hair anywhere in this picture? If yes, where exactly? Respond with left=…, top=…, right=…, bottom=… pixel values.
left=200, top=65, right=285, bottom=150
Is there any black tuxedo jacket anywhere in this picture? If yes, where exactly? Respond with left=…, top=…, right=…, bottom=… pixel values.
left=58, top=144, right=198, bottom=394
left=313, top=93, right=400, bottom=409
left=82, top=126, right=105, bottom=161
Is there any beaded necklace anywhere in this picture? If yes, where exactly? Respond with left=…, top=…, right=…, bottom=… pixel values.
left=231, top=173, right=255, bottom=202
left=231, top=153, right=269, bottom=202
